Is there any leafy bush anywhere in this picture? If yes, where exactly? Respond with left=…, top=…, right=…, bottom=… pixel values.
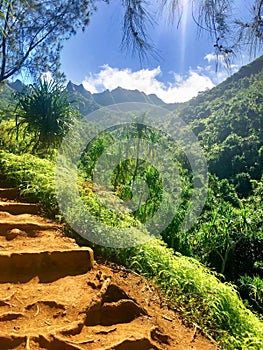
left=0, top=119, right=38, bottom=154
left=238, top=275, right=263, bottom=313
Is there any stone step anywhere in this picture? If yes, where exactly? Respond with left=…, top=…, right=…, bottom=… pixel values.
left=0, top=220, right=59, bottom=236
left=0, top=188, right=19, bottom=200
left=0, top=232, right=78, bottom=250
left=0, top=247, right=94, bottom=283
left=0, top=201, right=41, bottom=215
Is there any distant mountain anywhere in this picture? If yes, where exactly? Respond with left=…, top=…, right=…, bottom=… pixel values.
left=66, top=83, right=170, bottom=115
left=8, top=79, right=25, bottom=93
left=3, top=79, right=175, bottom=116
left=66, top=81, right=100, bottom=115
left=92, top=86, right=165, bottom=107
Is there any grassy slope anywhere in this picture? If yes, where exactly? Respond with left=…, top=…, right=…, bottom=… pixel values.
left=0, top=150, right=263, bottom=349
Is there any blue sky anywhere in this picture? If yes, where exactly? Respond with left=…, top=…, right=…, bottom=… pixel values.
left=60, top=0, right=255, bottom=103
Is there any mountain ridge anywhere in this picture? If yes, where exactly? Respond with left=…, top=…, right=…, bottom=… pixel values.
left=6, top=79, right=173, bottom=115
left=3, top=54, right=263, bottom=121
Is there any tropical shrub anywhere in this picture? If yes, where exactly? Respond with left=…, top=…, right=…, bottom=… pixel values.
left=238, top=275, right=263, bottom=313
left=15, top=79, right=78, bottom=153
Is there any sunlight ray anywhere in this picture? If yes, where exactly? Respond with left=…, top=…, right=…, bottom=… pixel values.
left=179, top=0, right=190, bottom=72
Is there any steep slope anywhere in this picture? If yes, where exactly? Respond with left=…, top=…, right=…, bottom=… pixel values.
left=168, top=55, right=263, bottom=196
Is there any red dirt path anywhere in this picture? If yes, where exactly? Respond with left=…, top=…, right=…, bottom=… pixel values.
left=0, top=181, right=220, bottom=350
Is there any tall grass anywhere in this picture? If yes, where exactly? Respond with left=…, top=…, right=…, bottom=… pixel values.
left=0, top=150, right=263, bottom=349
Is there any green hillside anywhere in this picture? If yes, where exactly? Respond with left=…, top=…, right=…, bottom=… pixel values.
left=172, top=55, right=263, bottom=123
left=0, top=81, right=16, bottom=121
left=169, top=55, right=263, bottom=197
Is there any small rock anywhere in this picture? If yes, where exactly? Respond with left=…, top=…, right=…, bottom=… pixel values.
left=6, top=228, right=24, bottom=241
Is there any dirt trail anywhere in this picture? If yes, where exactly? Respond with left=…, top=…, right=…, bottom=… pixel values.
left=0, top=176, right=220, bottom=350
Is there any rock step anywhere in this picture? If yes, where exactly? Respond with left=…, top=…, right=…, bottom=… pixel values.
left=0, top=221, right=59, bottom=235
left=0, top=248, right=94, bottom=283
left=0, top=188, right=19, bottom=200
left=0, top=201, right=41, bottom=215
left=0, top=233, right=79, bottom=250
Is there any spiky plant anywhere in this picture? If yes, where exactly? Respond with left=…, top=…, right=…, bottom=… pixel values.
left=15, top=79, right=77, bottom=153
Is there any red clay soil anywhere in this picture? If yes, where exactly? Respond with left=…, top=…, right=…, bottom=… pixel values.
left=0, top=181, right=220, bottom=350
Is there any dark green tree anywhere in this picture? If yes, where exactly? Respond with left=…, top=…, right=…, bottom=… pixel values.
left=0, top=0, right=97, bottom=81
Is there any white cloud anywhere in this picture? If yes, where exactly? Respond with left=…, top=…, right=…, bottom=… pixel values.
left=204, top=52, right=243, bottom=84
left=41, top=71, right=53, bottom=83
left=81, top=80, right=98, bottom=94
left=81, top=52, right=251, bottom=103
left=82, top=64, right=215, bottom=103
left=204, top=53, right=222, bottom=64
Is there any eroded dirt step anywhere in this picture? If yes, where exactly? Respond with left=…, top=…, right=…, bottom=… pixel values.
left=0, top=202, right=41, bottom=215
left=0, top=188, right=20, bottom=201
left=0, top=210, right=60, bottom=238
left=0, top=227, right=83, bottom=250
left=0, top=248, right=94, bottom=283
left=0, top=220, right=60, bottom=236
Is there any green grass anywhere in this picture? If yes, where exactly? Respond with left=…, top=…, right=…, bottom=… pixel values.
left=125, top=240, right=263, bottom=349
left=0, top=150, right=263, bottom=349
left=0, top=150, right=57, bottom=213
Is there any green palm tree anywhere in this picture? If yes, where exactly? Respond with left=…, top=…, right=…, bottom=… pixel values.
left=15, top=79, right=76, bottom=153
